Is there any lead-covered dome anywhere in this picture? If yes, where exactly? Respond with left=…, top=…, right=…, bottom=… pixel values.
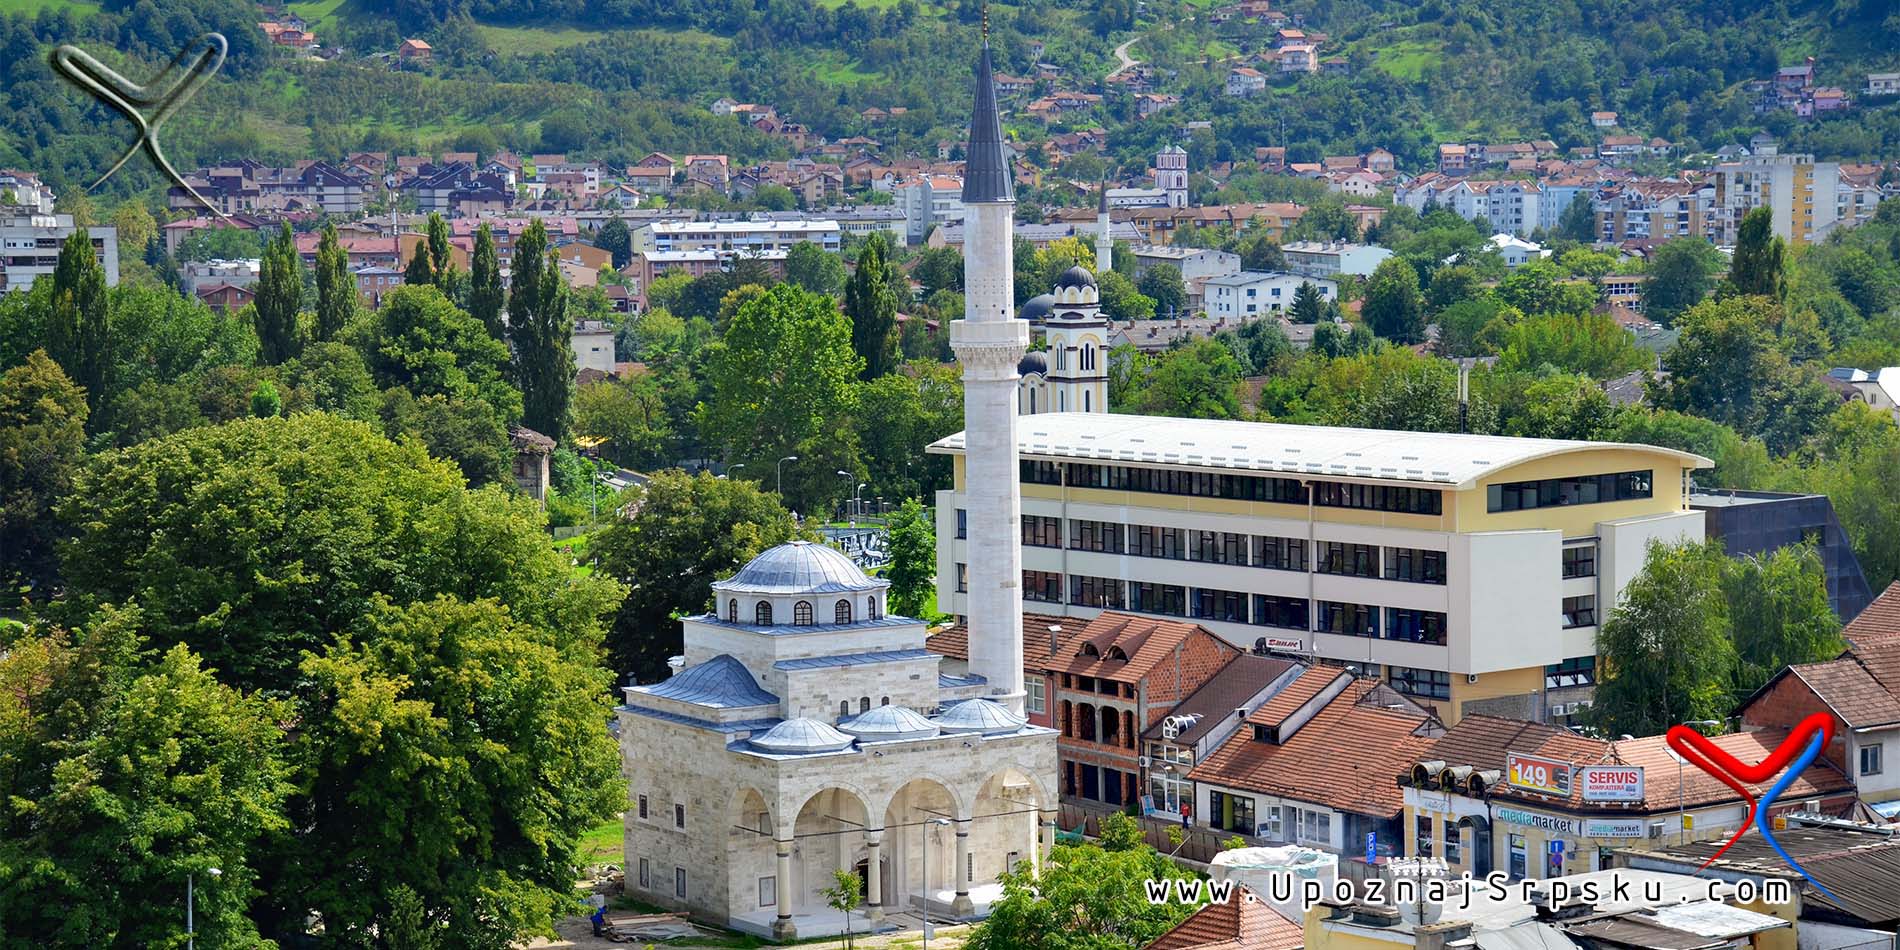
left=840, top=704, right=941, bottom=741
left=716, top=540, right=880, bottom=595
left=749, top=717, right=856, bottom=754
left=1054, top=265, right=1097, bottom=290
left=933, top=698, right=1027, bottom=736
left=1019, top=293, right=1056, bottom=322
left=1018, top=350, right=1048, bottom=377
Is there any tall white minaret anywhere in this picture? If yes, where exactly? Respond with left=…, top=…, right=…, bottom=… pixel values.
left=1095, top=180, right=1113, bottom=275
left=952, top=23, right=1028, bottom=717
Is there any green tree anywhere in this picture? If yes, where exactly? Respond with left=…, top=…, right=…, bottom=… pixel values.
left=1556, top=192, right=1597, bottom=243
left=965, top=816, right=1195, bottom=950
left=1496, top=258, right=1597, bottom=316
left=109, top=202, right=157, bottom=257
left=1425, top=264, right=1486, bottom=314
left=255, top=221, right=303, bottom=365
left=313, top=222, right=355, bottom=343
left=1361, top=257, right=1426, bottom=343
left=1097, top=269, right=1156, bottom=321
left=913, top=246, right=965, bottom=297
left=1643, top=238, right=1725, bottom=324
left=46, top=229, right=111, bottom=419
left=249, top=379, right=281, bottom=418
left=1590, top=539, right=1737, bottom=738
left=572, top=371, right=674, bottom=470
left=591, top=470, right=806, bottom=681
left=403, top=237, right=436, bottom=286
left=844, top=234, right=900, bottom=379
left=1495, top=310, right=1652, bottom=379
left=425, top=211, right=457, bottom=290
left=824, top=868, right=865, bottom=950
left=594, top=217, right=632, bottom=269
left=884, top=498, right=936, bottom=618
left=786, top=240, right=847, bottom=296
left=468, top=223, right=507, bottom=339
left=367, top=284, right=520, bottom=423
left=379, top=388, right=513, bottom=486
left=857, top=361, right=962, bottom=501
left=1126, top=337, right=1244, bottom=419
left=1495, top=372, right=1622, bottom=440
left=1729, top=206, right=1786, bottom=299
left=1434, top=298, right=1508, bottom=359
left=1651, top=296, right=1834, bottom=455
left=1723, top=544, right=1843, bottom=691
left=1289, top=280, right=1325, bottom=324
left=506, top=219, right=575, bottom=442
left=1332, top=362, right=1498, bottom=434
left=1136, top=263, right=1187, bottom=316
left=0, top=351, right=87, bottom=595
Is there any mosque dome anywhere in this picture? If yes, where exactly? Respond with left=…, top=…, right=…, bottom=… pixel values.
left=1053, top=265, right=1097, bottom=291
left=749, top=717, right=856, bottom=754
left=840, top=704, right=941, bottom=741
left=716, top=540, right=880, bottom=595
left=1019, top=293, right=1056, bottom=322
left=933, top=698, right=1027, bottom=736
left=1017, top=350, right=1048, bottom=377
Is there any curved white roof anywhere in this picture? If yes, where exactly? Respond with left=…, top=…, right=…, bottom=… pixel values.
left=933, top=698, right=1027, bottom=736
left=749, top=717, right=856, bottom=754
left=840, top=705, right=941, bottom=741
left=928, top=412, right=1711, bottom=490
left=715, top=540, right=882, bottom=595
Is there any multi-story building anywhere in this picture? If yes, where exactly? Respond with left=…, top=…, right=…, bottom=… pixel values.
left=1152, top=146, right=1189, bottom=209
left=1441, top=180, right=1542, bottom=237
left=1136, top=652, right=1303, bottom=821
left=1711, top=153, right=1844, bottom=246
left=1281, top=241, right=1392, bottom=278
left=0, top=170, right=56, bottom=213
left=1592, top=180, right=1715, bottom=244
left=1739, top=622, right=1900, bottom=811
left=0, top=213, right=119, bottom=293
left=632, top=218, right=842, bottom=255
left=1690, top=489, right=1873, bottom=623
left=931, top=414, right=1711, bottom=725
left=1202, top=271, right=1338, bottom=320
left=897, top=176, right=968, bottom=242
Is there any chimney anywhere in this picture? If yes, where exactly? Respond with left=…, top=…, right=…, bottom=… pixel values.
left=666, top=655, right=686, bottom=677
left=1415, top=920, right=1474, bottom=950
left=1351, top=905, right=1402, bottom=928
left=1048, top=624, right=1063, bottom=656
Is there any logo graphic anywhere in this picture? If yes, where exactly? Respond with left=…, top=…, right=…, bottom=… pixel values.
left=49, top=32, right=228, bottom=216
left=1665, top=712, right=1838, bottom=901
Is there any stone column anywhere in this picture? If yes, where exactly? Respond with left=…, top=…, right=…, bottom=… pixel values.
left=864, top=828, right=884, bottom=919
left=951, top=817, right=976, bottom=917
left=772, top=838, right=796, bottom=941
left=1039, top=809, right=1057, bottom=870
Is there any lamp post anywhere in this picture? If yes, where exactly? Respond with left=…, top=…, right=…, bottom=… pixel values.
left=922, top=816, right=952, bottom=950
left=1677, top=719, right=1723, bottom=844
left=854, top=482, right=866, bottom=528
left=188, top=867, right=221, bottom=949
left=836, top=470, right=853, bottom=523
left=777, top=455, right=798, bottom=497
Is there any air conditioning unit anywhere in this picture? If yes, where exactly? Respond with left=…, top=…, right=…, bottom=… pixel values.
left=1573, top=700, right=1593, bottom=710
left=1137, top=756, right=1151, bottom=768
left=1548, top=704, right=1569, bottom=718
left=1466, top=674, right=1480, bottom=684
left=1648, top=822, right=1665, bottom=839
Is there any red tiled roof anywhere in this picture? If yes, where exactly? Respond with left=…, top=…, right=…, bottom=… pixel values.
left=1146, top=888, right=1305, bottom=950
left=1844, top=582, right=1900, bottom=647
left=1245, top=667, right=1345, bottom=728
left=925, top=612, right=1070, bottom=668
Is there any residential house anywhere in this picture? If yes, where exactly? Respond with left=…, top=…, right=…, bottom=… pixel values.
left=1202, top=271, right=1338, bottom=320
left=1590, top=111, right=1618, bottom=128
left=0, top=170, right=56, bottom=213
left=351, top=265, right=405, bottom=308
left=1139, top=654, right=1304, bottom=821
left=1143, top=886, right=1304, bottom=950
left=1437, top=144, right=1469, bottom=173
left=1281, top=240, right=1392, bottom=278
left=397, top=38, right=431, bottom=63
left=1135, top=93, right=1181, bottom=118
left=194, top=282, right=255, bottom=313
left=1365, top=148, right=1396, bottom=173
left=1597, top=135, right=1646, bottom=165
left=1867, top=72, right=1900, bottom=97
left=1275, top=44, right=1318, bottom=74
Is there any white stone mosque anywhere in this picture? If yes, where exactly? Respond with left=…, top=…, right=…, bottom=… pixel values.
left=616, top=29, right=1059, bottom=942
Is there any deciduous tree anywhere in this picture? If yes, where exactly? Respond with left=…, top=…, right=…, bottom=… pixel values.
left=1642, top=238, right=1724, bottom=324
left=883, top=498, right=935, bottom=617
left=844, top=234, right=899, bottom=379
left=786, top=240, right=847, bottom=296
left=313, top=222, right=354, bottom=343
left=1361, top=257, right=1426, bottom=343
left=47, top=229, right=111, bottom=417
left=468, top=223, right=506, bottom=339
left=1729, top=206, right=1786, bottom=299
left=0, top=351, right=87, bottom=594
left=1590, top=539, right=1737, bottom=737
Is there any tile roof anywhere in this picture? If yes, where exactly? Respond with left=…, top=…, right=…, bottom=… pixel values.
left=1643, top=824, right=1900, bottom=926
left=1246, top=667, right=1347, bottom=728
left=1049, top=612, right=1214, bottom=684
left=925, top=612, right=1070, bottom=667
left=1145, top=889, right=1305, bottom=950
left=1141, top=654, right=1301, bottom=745
left=1789, top=656, right=1900, bottom=727
left=1843, top=581, right=1900, bottom=647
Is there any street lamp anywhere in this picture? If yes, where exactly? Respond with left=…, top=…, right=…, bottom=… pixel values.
left=921, top=816, right=953, bottom=950
left=777, top=455, right=798, bottom=496
left=854, top=482, right=867, bottom=528
left=1676, top=719, right=1723, bottom=844
left=836, top=470, right=853, bottom=522
left=188, top=867, right=221, bottom=950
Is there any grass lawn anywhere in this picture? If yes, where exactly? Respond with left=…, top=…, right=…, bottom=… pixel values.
left=473, top=23, right=603, bottom=54
left=0, top=0, right=97, bottom=14
left=809, top=52, right=880, bottom=85
left=1366, top=39, right=1442, bottom=80
left=577, top=815, right=622, bottom=867
left=284, top=0, right=350, bottom=31
left=553, top=533, right=596, bottom=578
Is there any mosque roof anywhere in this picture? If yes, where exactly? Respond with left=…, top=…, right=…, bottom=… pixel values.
left=749, top=717, right=857, bottom=754
left=714, top=540, right=881, bottom=595
left=774, top=649, right=937, bottom=671
left=1054, top=264, right=1096, bottom=290
left=631, top=654, right=779, bottom=708
left=1019, top=293, right=1056, bottom=322
left=934, top=697, right=1028, bottom=735
left=961, top=44, right=1014, bottom=204
left=840, top=704, right=941, bottom=741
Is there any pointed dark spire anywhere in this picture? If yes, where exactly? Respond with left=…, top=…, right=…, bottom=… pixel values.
left=1098, top=176, right=1109, bottom=214
left=962, top=41, right=1014, bottom=204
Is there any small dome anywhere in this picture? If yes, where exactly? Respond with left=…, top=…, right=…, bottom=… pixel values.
left=1054, top=265, right=1097, bottom=291
left=634, top=654, right=778, bottom=708
left=1018, top=350, right=1048, bottom=377
left=750, top=717, right=856, bottom=754
left=933, top=698, right=1027, bottom=736
left=1019, top=293, right=1056, bottom=322
left=840, top=705, right=941, bottom=741
left=716, top=540, right=880, bottom=595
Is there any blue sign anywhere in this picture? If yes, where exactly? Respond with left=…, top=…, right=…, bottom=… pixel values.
left=1549, top=839, right=1565, bottom=854
left=1365, top=832, right=1376, bottom=863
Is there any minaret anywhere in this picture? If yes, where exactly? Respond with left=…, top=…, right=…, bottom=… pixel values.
left=951, top=20, right=1029, bottom=717
left=1094, top=179, right=1113, bottom=275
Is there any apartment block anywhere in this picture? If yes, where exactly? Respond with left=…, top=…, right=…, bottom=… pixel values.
left=932, top=413, right=1711, bottom=725
left=1, top=213, right=120, bottom=294
left=631, top=218, right=841, bottom=255
left=1711, top=153, right=1843, bottom=246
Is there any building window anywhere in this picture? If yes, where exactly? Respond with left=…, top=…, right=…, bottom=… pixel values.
left=1027, top=676, right=1046, bottom=714
left=1298, top=809, right=1332, bottom=845
left=1191, top=588, right=1248, bottom=623
left=860, top=696, right=871, bottom=713
left=1317, top=600, right=1377, bottom=637
left=1562, top=543, right=1597, bottom=578
left=1416, top=813, right=1434, bottom=858
left=956, top=508, right=967, bottom=539
left=1069, top=519, right=1124, bottom=553
left=835, top=599, right=853, bottom=624
left=727, top=599, right=738, bottom=622
left=1064, top=463, right=1305, bottom=504
left=1251, top=594, right=1309, bottom=630
left=1022, top=514, right=1062, bottom=547
left=1317, top=541, right=1379, bottom=578
left=1131, top=524, right=1187, bottom=560
left=1545, top=656, right=1597, bottom=688
left=754, top=601, right=773, bottom=625
left=793, top=601, right=814, bottom=625
left=1385, top=547, right=1447, bottom=584
left=1189, top=530, right=1248, bottom=565
left=1020, top=460, right=1063, bottom=485
left=1024, top=570, right=1063, bottom=603
left=1252, top=536, right=1307, bottom=572
left=955, top=563, right=968, bottom=592
left=1386, top=608, right=1448, bottom=645
left=1388, top=666, right=1451, bottom=700
left=1562, top=595, right=1597, bottom=628
left=638, top=795, right=648, bottom=819
left=840, top=700, right=851, bottom=719
left=759, top=876, right=775, bottom=907
left=1862, top=744, right=1883, bottom=776
left=867, top=595, right=880, bottom=620
left=1313, top=481, right=1443, bottom=515
left=1210, top=790, right=1256, bottom=834
left=1069, top=574, right=1126, bottom=609
left=1487, top=470, right=1652, bottom=512
left=674, top=803, right=685, bottom=828
left=675, top=867, right=687, bottom=898
left=1130, top=581, right=1187, bottom=617
left=639, top=857, right=650, bottom=888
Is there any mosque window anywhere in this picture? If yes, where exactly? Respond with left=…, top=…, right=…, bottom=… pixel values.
left=880, top=696, right=890, bottom=706
left=727, top=599, right=738, bottom=622
left=840, top=701, right=851, bottom=718
left=755, top=601, right=773, bottom=625
left=793, top=601, right=813, bottom=625
left=859, top=697, right=870, bottom=713
left=835, top=599, right=853, bottom=624
left=868, top=595, right=881, bottom=620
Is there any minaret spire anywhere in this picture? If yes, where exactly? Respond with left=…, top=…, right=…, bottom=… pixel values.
left=1095, top=176, right=1112, bottom=275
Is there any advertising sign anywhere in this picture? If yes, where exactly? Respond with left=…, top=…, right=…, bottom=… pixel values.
left=1578, top=765, right=1645, bottom=802
left=1495, top=807, right=1578, bottom=836
left=1506, top=752, right=1572, bottom=796
left=1261, top=636, right=1305, bottom=651
left=1582, top=818, right=1647, bottom=838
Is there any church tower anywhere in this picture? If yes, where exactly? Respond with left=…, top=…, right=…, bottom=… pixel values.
left=950, top=25, right=1029, bottom=716
left=1094, top=181, right=1113, bottom=275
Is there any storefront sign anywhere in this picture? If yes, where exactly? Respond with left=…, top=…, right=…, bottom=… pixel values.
left=1506, top=752, right=1572, bottom=796
left=1261, top=636, right=1305, bottom=651
left=1495, top=807, right=1578, bottom=836
left=1581, top=818, right=1647, bottom=838
left=1578, top=765, right=1645, bottom=802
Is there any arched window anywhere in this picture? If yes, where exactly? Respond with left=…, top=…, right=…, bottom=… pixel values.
left=1084, top=389, right=1091, bottom=412
left=880, top=696, right=890, bottom=706
left=1056, top=348, right=1067, bottom=371
left=867, top=596, right=880, bottom=620
left=727, top=599, right=738, bottom=622
left=835, top=599, right=853, bottom=624
left=755, top=601, right=773, bottom=625
left=793, top=601, right=813, bottom=626
left=1059, top=390, right=1066, bottom=411
left=840, top=701, right=851, bottom=718
left=1028, top=388, right=1036, bottom=413
left=859, top=696, right=870, bottom=713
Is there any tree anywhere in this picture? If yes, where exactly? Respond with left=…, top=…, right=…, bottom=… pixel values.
left=1495, top=258, right=1596, bottom=316
left=1556, top=192, right=1597, bottom=243
left=0, top=351, right=87, bottom=595
left=1332, top=362, right=1498, bottom=434
left=1435, top=298, right=1508, bottom=359
left=507, top=219, right=575, bottom=442
left=1729, top=206, right=1786, bottom=299
left=572, top=371, right=674, bottom=470
left=1723, top=544, right=1842, bottom=691
left=856, top=362, right=962, bottom=502
left=379, top=388, right=513, bottom=487
left=844, top=234, right=900, bottom=379
left=1495, top=372, right=1622, bottom=441
left=109, top=202, right=157, bottom=258
left=1126, top=337, right=1244, bottom=419
left=1289, top=280, right=1325, bottom=324
left=884, top=499, right=935, bottom=618
left=786, top=240, right=847, bottom=296
left=1236, top=231, right=1285, bottom=272
left=313, top=222, right=355, bottom=343
left=1590, top=539, right=1737, bottom=738
left=1643, top=238, right=1725, bottom=324
left=367, top=284, right=520, bottom=424
left=1494, top=310, right=1652, bottom=379
left=403, top=237, right=436, bottom=286
left=1361, top=257, right=1426, bottom=343
left=591, top=470, right=805, bottom=681
left=425, top=211, right=456, bottom=286
left=46, top=229, right=111, bottom=418
left=913, top=246, right=964, bottom=297
left=468, top=223, right=506, bottom=340
left=255, top=221, right=303, bottom=364
left=1650, top=296, right=1833, bottom=455
left=1097, top=270, right=1155, bottom=321
left=964, top=815, right=1195, bottom=950
left=1425, top=264, right=1485, bottom=314
left=594, top=217, right=632, bottom=269
left=823, top=869, right=864, bottom=950
left=249, top=379, right=282, bottom=418
left=1136, top=264, right=1187, bottom=316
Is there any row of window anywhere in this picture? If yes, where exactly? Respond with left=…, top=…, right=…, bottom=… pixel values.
left=631, top=858, right=689, bottom=900
left=727, top=596, right=878, bottom=625
left=1018, top=461, right=1445, bottom=515
left=1487, top=470, right=1653, bottom=513
left=636, top=794, right=688, bottom=829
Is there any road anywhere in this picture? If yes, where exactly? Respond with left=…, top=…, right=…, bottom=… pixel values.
left=1110, top=36, right=1142, bottom=76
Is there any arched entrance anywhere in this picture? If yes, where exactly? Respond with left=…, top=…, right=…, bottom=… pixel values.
left=881, top=777, right=961, bottom=917
left=972, top=766, right=1051, bottom=899
left=792, top=786, right=873, bottom=914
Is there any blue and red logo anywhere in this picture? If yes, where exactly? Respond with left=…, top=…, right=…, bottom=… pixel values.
left=1664, top=712, right=1838, bottom=901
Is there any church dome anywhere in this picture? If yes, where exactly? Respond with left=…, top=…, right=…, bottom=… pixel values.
left=1017, top=350, right=1048, bottom=377
left=1054, top=265, right=1097, bottom=291
left=749, top=717, right=856, bottom=754
left=840, top=704, right=941, bottom=741
left=933, top=698, right=1027, bottom=735
left=715, top=540, right=880, bottom=595
left=1019, top=293, right=1056, bottom=322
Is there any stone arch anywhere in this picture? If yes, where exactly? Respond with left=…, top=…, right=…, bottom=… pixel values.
left=786, top=785, right=876, bottom=917
left=879, top=775, right=964, bottom=915
left=729, top=784, right=774, bottom=838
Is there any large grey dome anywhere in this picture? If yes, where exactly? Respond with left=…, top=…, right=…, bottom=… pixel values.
left=634, top=654, right=778, bottom=708
left=1019, top=293, right=1056, bottom=322
left=1018, top=350, right=1048, bottom=377
left=715, top=540, right=880, bottom=595
left=1054, top=265, right=1096, bottom=290
left=840, top=704, right=940, bottom=741
left=933, top=698, right=1027, bottom=735
left=749, top=717, right=856, bottom=754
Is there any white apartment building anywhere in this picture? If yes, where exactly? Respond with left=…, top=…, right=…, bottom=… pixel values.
left=897, top=175, right=968, bottom=242
left=1281, top=241, right=1392, bottom=278
left=1, top=213, right=120, bottom=294
left=632, top=218, right=842, bottom=255
left=1202, top=271, right=1338, bottom=320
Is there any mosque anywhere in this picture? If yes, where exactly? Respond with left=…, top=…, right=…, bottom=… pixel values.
left=616, top=31, right=1059, bottom=942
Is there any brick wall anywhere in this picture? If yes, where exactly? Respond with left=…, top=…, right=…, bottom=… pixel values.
left=1739, top=674, right=1848, bottom=769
